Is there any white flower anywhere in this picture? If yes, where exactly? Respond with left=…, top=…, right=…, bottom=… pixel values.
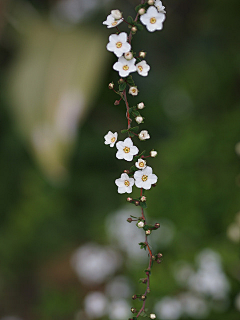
left=107, top=32, right=131, bottom=58
left=137, top=102, right=145, bottom=109
left=150, top=150, right=157, bottom=157
left=135, top=116, right=143, bottom=124
left=136, top=60, right=150, bottom=77
left=138, top=221, right=145, bottom=228
left=146, top=230, right=151, bottom=235
left=139, top=130, right=150, bottom=140
left=116, top=137, right=139, bottom=161
left=111, top=9, right=122, bottom=20
left=113, top=56, right=137, bottom=77
left=140, top=6, right=166, bottom=32
left=154, top=0, right=166, bottom=13
left=115, top=173, right=134, bottom=194
left=103, top=14, right=123, bottom=28
left=129, top=86, right=139, bottom=96
left=124, top=51, right=133, bottom=60
left=135, top=158, right=146, bottom=169
left=104, top=131, right=118, bottom=147
left=150, top=314, right=156, bottom=319
left=134, top=166, right=158, bottom=190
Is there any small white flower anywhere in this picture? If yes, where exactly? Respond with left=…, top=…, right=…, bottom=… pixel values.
left=138, top=8, right=146, bottom=15
left=139, top=51, right=147, bottom=58
left=111, top=9, right=122, bottom=20
left=137, top=102, right=145, bottom=109
left=134, top=166, right=158, bottom=190
left=124, top=51, right=133, bottom=60
left=103, top=14, right=123, bottom=29
left=115, top=173, right=134, bottom=194
left=150, top=150, right=157, bottom=157
left=135, top=116, right=144, bottom=124
left=139, top=130, right=150, bottom=140
left=146, top=230, right=151, bottom=235
left=140, top=6, right=166, bottom=32
left=107, top=32, right=131, bottom=58
left=113, top=56, right=137, bottom=77
left=116, top=137, right=139, bottom=161
left=129, top=86, right=139, bottom=96
left=150, top=313, right=156, bottom=319
left=137, top=221, right=145, bottom=228
left=135, top=158, right=146, bottom=169
left=136, top=60, right=150, bottom=77
left=154, top=0, right=166, bottom=13
left=104, top=131, right=118, bottom=147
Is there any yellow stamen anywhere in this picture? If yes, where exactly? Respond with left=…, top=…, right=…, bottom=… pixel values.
left=138, top=66, right=143, bottom=72
left=123, top=147, right=130, bottom=153
left=150, top=17, right=157, bottom=24
left=142, top=175, right=148, bottom=182
left=123, top=65, right=129, bottom=71
left=139, top=162, right=145, bottom=167
left=124, top=180, right=130, bottom=187
left=116, top=42, right=122, bottom=48
left=112, top=21, right=118, bottom=26
left=111, top=137, right=116, bottom=143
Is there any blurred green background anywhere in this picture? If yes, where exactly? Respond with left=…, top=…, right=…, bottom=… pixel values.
left=0, top=0, right=240, bottom=319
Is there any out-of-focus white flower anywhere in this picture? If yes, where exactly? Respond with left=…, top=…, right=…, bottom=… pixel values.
left=71, top=243, right=122, bottom=285
left=103, top=14, right=123, bottom=28
left=107, top=32, right=131, bottom=58
left=137, top=221, right=145, bottom=228
left=227, top=223, right=240, bottom=242
left=135, top=116, right=143, bottom=124
left=115, top=173, right=134, bottom=194
left=149, top=314, right=156, bottom=319
left=124, top=52, right=133, bottom=60
left=150, top=150, right=157, bottom=157
left=116, top=137, right=139, bottom=161
left=104, top=131, right=118, bottom=147
left=139, top=130, right=150, bottom=140
left=140, top=6, right=166, bottom=32
left=135, top=158, right=146, bottom=169
left=154, top=0, right=166, bottom=13
left=154, top=296, right=182, bottom=320
left=179, top=292, right=209, bottom=319
left=113, top=57, right=137, bottom=77
left=111, top=9, right=122, bottom=20
left=137, top=102, right=145, bottom=109
left=108, top=299, right=131, bottom=319
left=235, top=292, right=240, bottom=312
left=84, top=292, right=108, bottom=318
left=136, top=60, right=150, bottom=77
left=134, top=166, right=158, bottom=190
left=105, top=276, right=132, bottom=299
left=129, top=86, right=139, bottom=96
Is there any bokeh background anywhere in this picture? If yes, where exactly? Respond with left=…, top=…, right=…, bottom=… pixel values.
left=0, top=0, right=240, bottom=319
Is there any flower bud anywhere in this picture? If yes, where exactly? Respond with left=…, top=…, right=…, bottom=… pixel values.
left=152, top=255, right=156, bottom=260
left=124, top=52, right=133, bottom=60
left=146, top=230, right=151, bottom=235
left=127, top=218, right=133, bottom=223
left=131, top=308, right=137, bottom=314
left=111, top=9, right=122, bottom=20
left=148, top=0, right=155, bottom=5
left=108, top=82, right=114, bottom=89
left=147, top=288, right=151, bottom=293
left=140, top=196, right=147, bottom=202
left=137, top=221, right=145, bottom=228
left=137, top=102, right=145, bottom=109
left=139, top=130, right=150, bottom=141
left=119, top=78, right=125, bottom=83
left=114, top=100, right=120, bottom=105
left=135, top=116, right=143, bottom=124
left=135, top=200, right=140, bottom=206
left=141, top=295, right=146, bottom=301
left=150, top=313, right=156, bottom=319
left=131, top=26, right=137, bottom=33
left=132, top=294, right=137, bottom=300
left=150, top=150, right=157, bottom=157
left=124, top=169, right=130, bottom=174
left=157, top=259, right=162, bottom=264
left=157, top=253, right=163, bottom=258
left=127, top=197, right=133, bottom=202
left=138, top=8, right=146, bottom=15
left=155, top=223, right=160, bottom=229
left=139, top=51, right=147, bottom=58
left=142, top=278, right=147, bottom=284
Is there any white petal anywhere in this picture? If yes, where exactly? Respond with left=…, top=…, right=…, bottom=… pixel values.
left=118, top=32, right=128, bottom=43
left=130, top=146, right=139, bottom=155
left=116, top=150, right=123, bottom=159
left=116, top=141, right=124, bottom=149
left=118, top=186, right=126, bottom=194
left=123, top=153, right=134, bottom=161
left=124, top=137, right=133, bottom=146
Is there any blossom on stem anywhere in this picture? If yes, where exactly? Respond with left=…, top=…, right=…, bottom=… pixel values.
left=103, top=13, right=123, bottom=28
left=129, top=86, right=139, bottom=96
left=135, top=158, right=146, bottom=169
left=104, top=131, right=118, bottom=147
left=150, top=150, right=157, bottom=157
left=154, top=0, right=166, bottom=13
left=124, top=52, right=133, bottom=60
left=113, top=56, right=137, bottom=77
left=136, top=60, right=150, bottom=77
left=107, top=32, right=131, bottom=58
left=116, top=137, right=139, bottom=161
left=135, top=116, right=144, bottom=124
left=139, top=130, right=150, bottom=140
left=137, top=221, right=145, bottom=228
left=140, top=6, right=166, bottom=32
left=111, top=9, right=122, bottom=20
left=137, top=102, right=145, bottom=109
left=134, top=166, right=158, bottom=190
left=150, top=313, right=157, bottom=319
left=115, top=173, right=134, bottom=194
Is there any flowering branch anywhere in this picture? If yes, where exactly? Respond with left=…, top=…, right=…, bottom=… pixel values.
left=103, top=1, right=166, bottom=319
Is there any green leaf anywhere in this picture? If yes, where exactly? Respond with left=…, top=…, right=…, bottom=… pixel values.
left=135, top=4, right=143, bottom=12
left=127, top=16, right=134, bottom=24
left=132, top=110, right=140, bottom=117
left=130, top=165, right=137, bottom=173
left=119, top=82, right=126, bottom=91
left=121, top=129, right=128, bottom=134
left=133, top=150, right=146, bottom=160
left=130, top=126, right=139, bottom=133
left=126, top=75, right=135, bottom=86
left=129, top=107, right=133, bottom=114
left=129, top=132, right=135, bottom=137
left=136, top=23, right=144, bottom=31
left=130, top=215, right=137, bottom=218
left=133, top=317, right=137, bottom=320
left=140, top=202, right=147, bottom=209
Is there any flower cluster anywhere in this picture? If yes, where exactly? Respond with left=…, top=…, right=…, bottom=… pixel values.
left=103, top=1, right=166, bottom=319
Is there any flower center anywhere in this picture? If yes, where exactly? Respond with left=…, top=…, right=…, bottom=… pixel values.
left=150, top=17, right=157, bottom=24
left=124, top=180, right=130, bottom=187
left=139, top=162, right=145, bottom=167
left=138, top=65, right=143, bottom=72
left=142, top=175, right=148, bottom=182
left=123, top=65, right=129, bottom=71
left=116, top=42, right=122, bottom=48
left=112, top=21, right=118, bottom=26
left=132, top=89, right=136, bottom=93
left=111, top=137, right=116, bottom=143
left=123, top=147, right=130, bottom=153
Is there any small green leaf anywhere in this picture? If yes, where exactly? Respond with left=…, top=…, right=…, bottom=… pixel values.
left=126, top=75, right=135, bottom=86
left=119, top=82, right=126, bottom=91
left=130, top=215, right=137, bottom=218
left=129, top=107, right=133, bottom=114
left=132, top=110, right=140, bottom=117
left=130, top=165, right=137, bottom=172
left=121, top=129, right=128, bottom=134
left=127, top=16, right=134, bottom=24
left=129, top=132, right=135, bottom=137
left=140, top=202, right=147, bottom=209
left=130, top=126, right=139, bottom=133
left=135, top=4, right=143, bottom=12
left=136, top=23, right=144, bottom=31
